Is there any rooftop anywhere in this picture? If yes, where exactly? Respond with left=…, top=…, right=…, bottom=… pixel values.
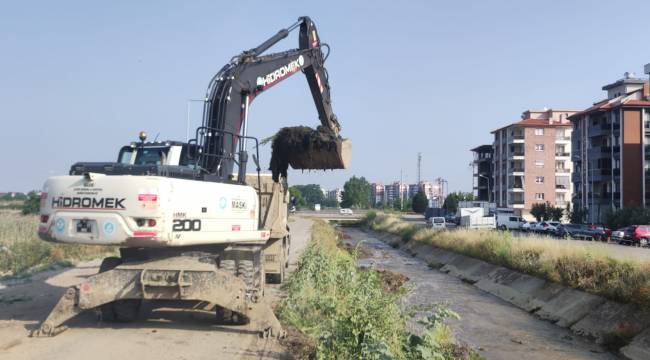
left=470, top=144, right=493, bottom=152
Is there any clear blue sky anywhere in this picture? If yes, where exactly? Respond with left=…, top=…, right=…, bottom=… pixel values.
left=2, top=0, right=650, bottom=192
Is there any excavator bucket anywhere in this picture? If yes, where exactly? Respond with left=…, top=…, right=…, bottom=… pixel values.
left=270, top=126, right=351, bottom=181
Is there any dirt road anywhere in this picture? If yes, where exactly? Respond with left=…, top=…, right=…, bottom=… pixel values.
left=0, top=217, right=312, bottom=360
left=340, top=227, right=617, bottom=360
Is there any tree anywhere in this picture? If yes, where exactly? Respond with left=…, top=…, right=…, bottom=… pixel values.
left=530, top=202, right=564, bottom=221
left=341, top=176, right=371, bottom=209
left=412, top=190, right=428, bottom=214
left=22, top=191, right=40, bottom=215
left=549, top=206, right=564, bottom=221
left=442, top=192, right=474, bottom=213
left=288, top=186, right=306, bottom=209
left=605, top=206, right=650, bottom=230
left=530, top=202, right=547, bottom=221
left=292, top=184, right=325, bottom=206
left=566, top=202, right=588, bottom=224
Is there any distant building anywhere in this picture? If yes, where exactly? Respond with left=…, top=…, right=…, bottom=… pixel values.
left=569, top=71, right=650, bottom=223
left=370, top=183, right=385, bottom=206
left=471, top=145, right=493, bottom=202
left=492, top=108, right=578, bottom=218
left=385, top=181, right=408, bottom=205
left=327, top=188, right=343, bottom=204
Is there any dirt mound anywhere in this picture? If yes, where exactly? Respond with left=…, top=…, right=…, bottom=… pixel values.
left=377, top=269, right=409, bottom=293
left=269, top=126, right=350, bottom=181
left=279, top=325, right=316, bottom=359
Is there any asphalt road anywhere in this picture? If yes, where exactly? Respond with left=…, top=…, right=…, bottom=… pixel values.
left=340, top=227, right=616, bottom=360
left=0, top=218, right=314, bottom=360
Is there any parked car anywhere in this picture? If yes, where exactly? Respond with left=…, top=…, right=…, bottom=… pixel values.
left=520, top=221, right=537, bottom=232
left=611, top=227, right=627, bottom=242
left=617, top=225, right=650, bottom=247
left=339, top=208, right=353, bottom=215
left=587, top=224, right=611, bottom=241
left=555, top=224, right=587, bottom=238
left=427, top=216, right=446, bottom=229
left=496, top=214, right=526, bottom=231
left=534, top=221, right=561, bottom=233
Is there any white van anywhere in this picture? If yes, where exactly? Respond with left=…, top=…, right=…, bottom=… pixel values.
left=496, top=214, right=526, bottom=230
left=339, top=208, right=353, bottom=215
left=427, top=217, right=446, bottom=229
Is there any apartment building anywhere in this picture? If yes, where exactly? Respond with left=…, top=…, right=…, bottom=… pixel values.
left=384, top=181, right=408, bottom=205
left=471, top=145, right=493, bottom=201
left=492, top=108, right=577, bottom=217
left=407, top=181, right=439, bottom=199
left=569, top=72, right=650, bottom=223
left=370, top=183, right=385, bottom=205
left=327, top=188, right=343, bottom=204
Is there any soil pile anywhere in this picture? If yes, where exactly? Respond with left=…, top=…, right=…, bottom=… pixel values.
left=269, top=126, right=350, bottom=181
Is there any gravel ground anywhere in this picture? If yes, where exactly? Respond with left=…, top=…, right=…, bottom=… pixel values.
left=0, top=217, right=313, bottom=360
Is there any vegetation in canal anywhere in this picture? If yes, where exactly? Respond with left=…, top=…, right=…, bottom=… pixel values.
left=278, top=219, right=482, bottom=359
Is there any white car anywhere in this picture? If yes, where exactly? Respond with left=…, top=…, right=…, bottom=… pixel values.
left=534, top=221, right=561, bottom=233
left=427, top=217, right=446, bottom=229
left=339, top=208, right=353, bottom=215
left=520, top=221, right=537, bottom=232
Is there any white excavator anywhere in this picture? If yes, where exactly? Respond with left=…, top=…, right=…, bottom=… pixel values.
left=33, top=16, right=350, bottom=338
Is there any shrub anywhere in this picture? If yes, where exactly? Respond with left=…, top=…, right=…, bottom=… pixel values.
left=278, top=220, right=480, bottom=359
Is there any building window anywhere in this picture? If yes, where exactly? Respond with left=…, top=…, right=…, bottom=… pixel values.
left=535, top=176, right=544, bottom=184
left=535, top=144, right=544, bottom=151
left=535, top=160, right=544, bottom=168
left=535, top=193, right=545, bottom=200
left=534, top=128, right=544, bottom=135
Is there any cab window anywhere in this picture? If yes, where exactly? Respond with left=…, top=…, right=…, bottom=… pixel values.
left=135, top=147, right=169, bottom=165
left=118, top=147, right=135, bottom=164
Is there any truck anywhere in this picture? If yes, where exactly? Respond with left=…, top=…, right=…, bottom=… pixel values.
left=32, top=16, right=350, bottom=338
left=457, top=207, right=496, bottom=230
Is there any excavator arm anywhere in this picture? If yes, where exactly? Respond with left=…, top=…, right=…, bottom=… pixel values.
left=197, top=16, right=350, bottom=182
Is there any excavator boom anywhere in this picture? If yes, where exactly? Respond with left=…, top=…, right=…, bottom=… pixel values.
left=197, top=16, right=351, bottom=181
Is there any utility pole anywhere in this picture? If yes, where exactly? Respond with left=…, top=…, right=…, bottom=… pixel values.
left=417, top=152, right=422, bottom=185
left=400, top=168, right=404, bottom=211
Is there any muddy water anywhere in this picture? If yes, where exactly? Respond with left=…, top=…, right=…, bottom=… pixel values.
left=340, top=227, right=617, bottom=360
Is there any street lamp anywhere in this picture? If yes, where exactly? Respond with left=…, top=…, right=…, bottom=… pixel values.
left=478, top=174, right=491, bottom=203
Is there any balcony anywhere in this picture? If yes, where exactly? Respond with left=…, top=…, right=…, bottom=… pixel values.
left=555, top=152, right=570, bottom=157
left=555, top=184, right=570, bottom=192
left=555, top=168, right=570, bottom=174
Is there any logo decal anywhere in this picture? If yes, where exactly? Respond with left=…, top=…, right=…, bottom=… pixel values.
left=104, top=222, right=115, bottom=235
left=219, top=197, right=227, bottom=209
left=256, top=55, right=304, bottom=88
left=55, top=218, right=65, bottom=233
left=51, top=197, right=126, bottom=210
left=231, top=199, right=247, bottom=211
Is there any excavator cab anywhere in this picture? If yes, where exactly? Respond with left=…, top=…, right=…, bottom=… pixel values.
left=117, top=142, right=198, bottom=167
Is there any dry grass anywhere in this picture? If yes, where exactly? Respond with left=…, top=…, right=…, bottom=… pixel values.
left=366, top=212, right=650, bottom=309
left=0, top=210, right=115, bottom=277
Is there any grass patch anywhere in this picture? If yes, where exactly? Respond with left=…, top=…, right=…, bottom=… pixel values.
left=278, top=219, right=482, bottom=359
left=0, top=210, right=116, bottom=278
left=366, top=213, right=650, bottom=310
